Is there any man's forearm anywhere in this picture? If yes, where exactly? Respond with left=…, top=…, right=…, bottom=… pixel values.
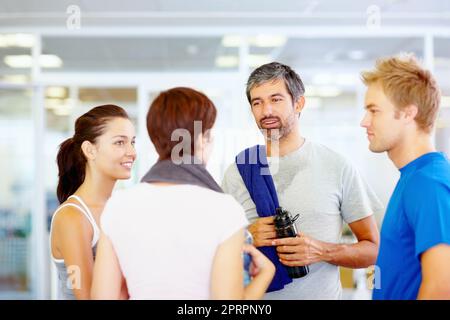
left=320, top=240, right=378, bottom=268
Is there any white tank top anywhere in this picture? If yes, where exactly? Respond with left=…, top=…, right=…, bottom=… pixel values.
left=49, top=195, right=100, bottom=300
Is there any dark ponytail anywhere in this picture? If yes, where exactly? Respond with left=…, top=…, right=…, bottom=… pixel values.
left=56, top=104, right=129, bottom=203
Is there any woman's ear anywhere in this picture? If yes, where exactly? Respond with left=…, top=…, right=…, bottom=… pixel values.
left=81, top=140, right=97, bottom=161
left=193, top=132, right=203, bottom=153
left=203, top=129, right=213, bottom=143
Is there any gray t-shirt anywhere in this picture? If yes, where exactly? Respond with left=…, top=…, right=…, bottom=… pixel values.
left=221, top=140, right=384, bottom=300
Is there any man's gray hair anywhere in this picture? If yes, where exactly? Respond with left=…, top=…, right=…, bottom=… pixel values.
left=246, top=62, right=305, bottom=104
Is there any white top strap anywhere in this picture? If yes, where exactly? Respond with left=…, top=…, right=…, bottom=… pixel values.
left=50, top=204, right=91, bottom=262
left=67, top=195, right=100, bottom=242
left=50, top=198, right=100, bottom=262
left=67, top=196, right=97, bottom=224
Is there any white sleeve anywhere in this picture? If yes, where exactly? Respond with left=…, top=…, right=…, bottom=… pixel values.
left=216, top=195, right=249, bottom=243
left=100, top=196, right=117, bottom=238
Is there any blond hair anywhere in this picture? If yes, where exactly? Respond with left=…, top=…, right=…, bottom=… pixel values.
left=361, top=53, right=441, bottom=133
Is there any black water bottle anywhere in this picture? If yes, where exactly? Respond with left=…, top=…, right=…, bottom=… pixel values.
left=274, top=207, right=309, bottom=278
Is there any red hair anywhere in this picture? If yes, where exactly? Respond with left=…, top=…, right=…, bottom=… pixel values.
left=147, top=87, right=217, bottom=160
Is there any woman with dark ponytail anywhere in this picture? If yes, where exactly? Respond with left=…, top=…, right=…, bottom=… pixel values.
left=50, top=104, right=136, bottom=300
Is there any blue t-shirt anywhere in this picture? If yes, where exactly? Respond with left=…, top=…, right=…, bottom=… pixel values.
left=372, top=152, right=450, bottom=300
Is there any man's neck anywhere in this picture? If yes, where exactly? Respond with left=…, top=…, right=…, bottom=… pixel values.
left=266, top=129, right=305, bottom=157
left=388, top=132, right=436, bottom=169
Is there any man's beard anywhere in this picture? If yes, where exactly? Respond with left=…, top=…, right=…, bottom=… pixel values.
left=260, top=113, right=296, bottom=142
left=262, top=128, right=282, bottom=141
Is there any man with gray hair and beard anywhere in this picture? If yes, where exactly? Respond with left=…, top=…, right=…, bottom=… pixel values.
left=221, top=62, right=383, bottom=299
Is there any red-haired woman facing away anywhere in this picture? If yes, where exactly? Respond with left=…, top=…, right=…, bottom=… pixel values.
left=91, top=88, right=274, bottom=300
